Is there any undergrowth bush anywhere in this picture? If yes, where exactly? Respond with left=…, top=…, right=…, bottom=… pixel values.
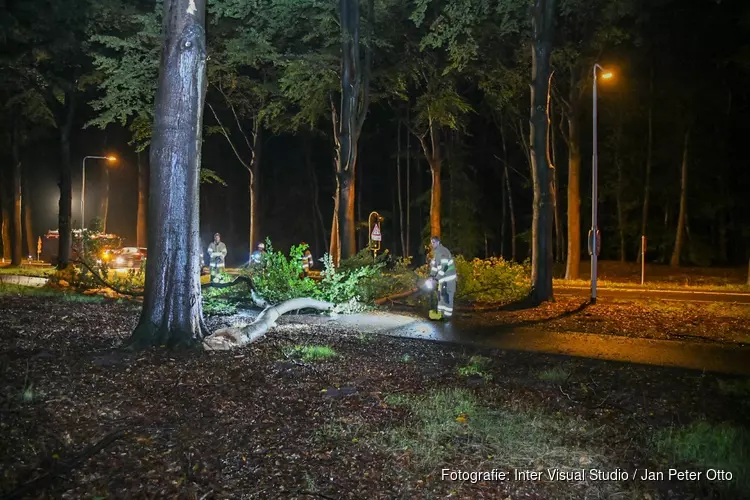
left=202, top=282, right=252, bottom=315
left=453, top=256, right=530, bottom=303
left=242, top=240, right=318, bottom=303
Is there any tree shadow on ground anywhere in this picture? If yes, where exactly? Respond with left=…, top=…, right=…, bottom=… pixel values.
left=458, top=296, right=592, bottom=335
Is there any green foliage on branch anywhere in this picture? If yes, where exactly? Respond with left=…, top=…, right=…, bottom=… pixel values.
left=243, top=240, right=318, bottom=304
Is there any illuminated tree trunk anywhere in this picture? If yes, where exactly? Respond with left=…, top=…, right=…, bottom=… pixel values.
left=615, top=118, right=626, bottom=262
left=136, top=151, right=148, bottom=248
left=129, top=0, right=209, bottom=349
left=564, top=100, right=581, bottom=279
left=1, top=183, right=9, bottom=260
left=670, top=129, right=689, bottom=268
left=416, top=117, right=442, bottom=239
left=332, top=0, right=372, bottom=261
left=529, top=0, right=556, bottom=302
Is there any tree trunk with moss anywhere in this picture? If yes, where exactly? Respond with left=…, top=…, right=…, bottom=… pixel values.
left=129, top=0, right=209, bottom=349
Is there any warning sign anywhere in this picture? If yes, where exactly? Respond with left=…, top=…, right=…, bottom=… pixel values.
left=371, top=223, right=382, bottom=241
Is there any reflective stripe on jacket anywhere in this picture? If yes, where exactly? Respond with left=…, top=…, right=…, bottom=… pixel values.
left=429, top=244, right=456, bottom=283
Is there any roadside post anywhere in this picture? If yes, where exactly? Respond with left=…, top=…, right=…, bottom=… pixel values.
left=641, top=236, right=646, bottom=285
left=368, top=211, right=383, bottom=259
left=37, top=236, right=42, bottom=262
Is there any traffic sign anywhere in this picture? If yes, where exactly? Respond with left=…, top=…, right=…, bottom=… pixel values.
left=371, top=223, right=381, bottom=241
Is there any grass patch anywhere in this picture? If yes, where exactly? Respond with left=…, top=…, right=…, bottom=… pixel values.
left=0, top=284, right=104, bottom=302
left=653, top=421, right=750, bottom=495
left=554, top=278, right=750, bottom=293
left=457, top=355, right=493, bottom=380
left=0, top=265, right=55, bottom=277
left=537, top=365, right=571, bottom=382
left=383, top=388, right=588, bottom=469
left=284, top=345, right=338, bottom=363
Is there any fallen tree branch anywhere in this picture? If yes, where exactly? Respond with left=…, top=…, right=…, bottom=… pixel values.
left=203, top=297, right=333, bottom=350
left=201, top=275, right=254, bottom=289
left=374, top=288, right=418, bottom=305
left=2, top=429, right=127, bottom=500
left=71, top=259, right=144, bottom=297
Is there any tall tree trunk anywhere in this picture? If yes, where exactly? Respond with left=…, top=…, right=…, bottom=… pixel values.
left=416, top=117, right=442, bottom=239
left=11, top=124, right=23, bottom=265
left=305, top=135, right=328, bottom=254
left=249, top=124, right=262, bottom=257
left=136, top=151, right=148, bottom=248
left=99, top=166, right=110, bottom=233
left=638, top=68, right=654, bottom=263
left=23, top=166, right=34, bottom=258
left=1, top=163, right=9, bottom=259
left=405, top=107, right=411, bottom=258
left=500, top=167, right=507, bottom=258
left=57, top=90, right=75, bottom=270
left=564, top=91, right=581, bottom=279
left=670, top=129, right=690, bottom=268
left=615, top=118, right=626, bottom=262
left=129, top=0, right=209, bottom=349
left=500, top=117, right=516, bottom=261
left=334, top=0, right=372, bottom=260
left=548, top=90, right=564, bottom=264
left=397, top=120, right=406, bottom=257
left=529, top=0, right=556, bottom=302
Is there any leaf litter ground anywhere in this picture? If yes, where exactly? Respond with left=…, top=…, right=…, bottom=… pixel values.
left=1, top=295, right=748, bottom=499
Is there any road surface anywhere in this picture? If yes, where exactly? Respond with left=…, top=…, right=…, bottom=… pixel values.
left=555, top=285, right=750, bottom=304
left=318, top=312, right=750, bottom=375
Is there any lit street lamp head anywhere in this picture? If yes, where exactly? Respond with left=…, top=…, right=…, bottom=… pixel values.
left=601, top=71, right=613, bottom=79
left=107, top=156, right=117, bottom=162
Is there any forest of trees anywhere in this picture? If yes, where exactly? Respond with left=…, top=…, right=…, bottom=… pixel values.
left=2, top=0, right=749, bottom=275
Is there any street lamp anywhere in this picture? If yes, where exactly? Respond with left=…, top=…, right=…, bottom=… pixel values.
left=590, top=64, right=613, bottom=304
left=81, top=155, right=117, bottom=254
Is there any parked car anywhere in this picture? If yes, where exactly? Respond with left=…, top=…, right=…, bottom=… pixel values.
left=112, top=247, right=147, bottom=268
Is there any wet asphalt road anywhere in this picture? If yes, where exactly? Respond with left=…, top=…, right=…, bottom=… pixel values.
left=324, top=312, right=750, bottom=376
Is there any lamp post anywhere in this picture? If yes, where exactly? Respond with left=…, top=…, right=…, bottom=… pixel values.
left=81, top=155, right=116, bottom=254
left=590, top=64, right=612, bottom=304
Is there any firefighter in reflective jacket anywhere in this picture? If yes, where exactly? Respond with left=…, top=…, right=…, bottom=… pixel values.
left=207, top=233, right=227, bottom=282
left=428, top=236, right=456, bottom=320
left=251, top=242, right=266, bottom=265
left=300, top=242, right=314, bottom=275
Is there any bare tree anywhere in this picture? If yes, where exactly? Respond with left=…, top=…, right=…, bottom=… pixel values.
left=670, top=129, right=690, bottom=267
left=129, top=0, right=209, bottom=348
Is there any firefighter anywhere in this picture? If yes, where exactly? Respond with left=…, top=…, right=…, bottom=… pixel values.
left=300, top=242, right=314, bottom=275
left=428, top=236, right=456, bottom=320
left=207, top=233, right=228, bottom=283
left=251, top=242, right=266, bottom=265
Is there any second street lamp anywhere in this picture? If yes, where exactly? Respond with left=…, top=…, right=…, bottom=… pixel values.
left=590, top=64, right=613, bottom=304
left=81, top=155, right=117, bottom=255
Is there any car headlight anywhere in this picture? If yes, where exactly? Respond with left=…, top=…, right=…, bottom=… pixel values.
left=115, top=257, right=125, bottom=265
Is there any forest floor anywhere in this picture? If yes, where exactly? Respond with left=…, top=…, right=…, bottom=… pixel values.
left=1, top=295, right=749, bottom=499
